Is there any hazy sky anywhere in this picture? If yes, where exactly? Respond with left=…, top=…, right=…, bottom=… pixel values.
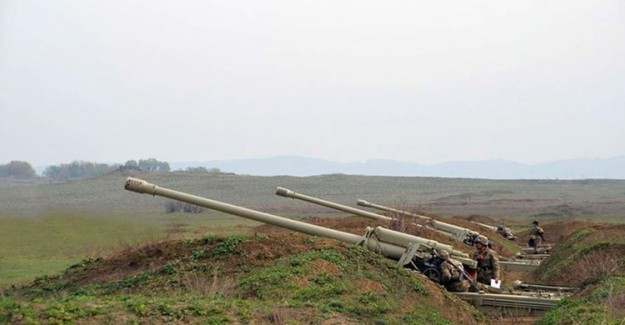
left=1, top=0, right=624, bottom=167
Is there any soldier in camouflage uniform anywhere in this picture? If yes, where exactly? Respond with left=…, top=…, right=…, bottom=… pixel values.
left=438, top=250, right=470, bottom=292
left=471, top=235, right=500, bottom=285
left=528, top=220, right=546, bottom=252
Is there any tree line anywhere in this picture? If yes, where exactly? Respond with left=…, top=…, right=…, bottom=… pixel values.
left=0, top=159, right=222, bottom=179
left=0, top=161, right=37, bottom=178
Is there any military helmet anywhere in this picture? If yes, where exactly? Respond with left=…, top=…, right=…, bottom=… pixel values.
left=475, top=235, right=489, bottom=245
left=438, top=250, right=450, bottom=260
left=532, top=220, right=539, bottom=226
left=497, top=225, right=504, bottom=231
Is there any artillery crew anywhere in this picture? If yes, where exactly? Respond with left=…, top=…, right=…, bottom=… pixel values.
left=528, top=220, right=546, bottom=252
left=471, top=235, right=500, bottom=286
left=437, top=250, right=470, bottom=292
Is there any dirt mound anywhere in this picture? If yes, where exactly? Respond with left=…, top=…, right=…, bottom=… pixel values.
left=9, top=232, right=484, bottom=324
left=250, top=214, right=531, bottom=290
left=535, top=222, right=625, bottom=286
left=541, top=220, right=606, bottom=244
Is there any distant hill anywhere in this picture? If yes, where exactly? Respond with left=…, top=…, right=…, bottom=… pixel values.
left=171, top=156, right=625, bottom=179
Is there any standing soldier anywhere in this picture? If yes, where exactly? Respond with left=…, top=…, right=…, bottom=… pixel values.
left=437, top=250, right=470, bottom=292
left=528, top=220, right=546, bottom=252
left=471, top=235, right=500, bottom=286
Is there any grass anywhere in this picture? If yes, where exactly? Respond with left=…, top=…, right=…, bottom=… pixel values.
left=2, top=173, right=625, bottom=221
left=1, top=234, right=473, bottom=324
left=2, top=173, right=625, bottom=323
left=537, top=277, right=625, bottom=325
left=0, top=212, right=260, bottom=288
left=531, top=223, right=625, bottom=324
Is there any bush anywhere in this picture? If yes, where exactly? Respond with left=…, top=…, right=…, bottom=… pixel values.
left=165, top=201, right=204, bottom=214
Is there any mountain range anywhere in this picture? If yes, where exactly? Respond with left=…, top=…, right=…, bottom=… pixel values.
left=171, top=156, right=625, bottom=179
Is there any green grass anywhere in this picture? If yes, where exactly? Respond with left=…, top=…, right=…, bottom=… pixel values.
left=537, top=277, right=625, bottom=325
left=1, top=234, right=473, bottom=324
left=0, top=212, right=259, bottom=288
left=532, top=224, right=625, bottom=324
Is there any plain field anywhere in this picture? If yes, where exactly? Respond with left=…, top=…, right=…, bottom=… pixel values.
left=1, top=172, right=624, bottom=287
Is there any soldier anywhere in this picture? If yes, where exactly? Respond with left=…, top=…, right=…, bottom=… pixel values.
left=471, top=235, right=500, bottom=286
left=437, top=250, right=470, bottom=292
left=496, top=224, right=517, bottom=240
left=528, top=220, right=546, bottom=252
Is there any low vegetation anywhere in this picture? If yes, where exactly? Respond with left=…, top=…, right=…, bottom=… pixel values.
left=1, top=234, right=484, bottom=324
left=533, top=223, right=625, bottom=324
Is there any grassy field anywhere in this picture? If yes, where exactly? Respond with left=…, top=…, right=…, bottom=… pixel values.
left=0, top=211, right=260, bottom=288
left=3, top=172, right=625, bottom=219
left=1, top=171, right=624, bottom=288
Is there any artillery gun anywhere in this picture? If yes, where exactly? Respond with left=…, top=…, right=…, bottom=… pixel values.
left=276, top=189, right=540, bottom=272
left=356, top=199, right=481, bottom=246
left=471, top=221, right=517, bottom=240
left=124, top=177, right=565, bottom=317
left=126, top=177, right=473, bottom=280
left=275, top=188, right=481, bottom=246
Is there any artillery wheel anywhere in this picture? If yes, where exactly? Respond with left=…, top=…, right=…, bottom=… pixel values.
left=422, top=268, right=441, bottom=283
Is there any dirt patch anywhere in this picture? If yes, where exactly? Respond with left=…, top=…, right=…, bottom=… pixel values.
left=355, top=278, right=386, bottom=295
left=308, top=259, right=341, bottom=276
left=291, top=276, right=310, bottom=288
left=67, top=239, right=192, bottom=285
left=240, top=234, right=341, bottom=262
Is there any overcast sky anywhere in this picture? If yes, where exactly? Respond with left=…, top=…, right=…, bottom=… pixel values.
left=1, top=0, right=624, bottom=167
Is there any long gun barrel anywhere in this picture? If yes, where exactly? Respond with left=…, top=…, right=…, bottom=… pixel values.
left=276, top=187, right=392, bottom=221
left=357, top=199, right=430, bottom=221
left=472, top=221, right=518, bottom=241
left=471, top=221, right=498, bottom=232
left=358, top=199, right=481, bottom=246
left=125, top=178, right=475, bottom=269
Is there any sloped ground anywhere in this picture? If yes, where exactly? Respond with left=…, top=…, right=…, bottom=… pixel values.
left=250, top=211, right=528, bottom=303
left=531, top=222, right=625, bottom=324
left=1, top=231, right=485, bottom=324
left=3, top=213, right=625, bottom=324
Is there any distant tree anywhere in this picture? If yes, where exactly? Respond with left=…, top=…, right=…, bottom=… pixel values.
left=138, top=158, right=170, bottom=172
left=43, top=161, right=119, bottom=179
left=43, top=165, right=62, bottom=178
left=124, top=160, right=139, bottom=168
left=165, top=200, right=204, bottom=213
left=185, top=167, right=209, bottom=173
left=208, top=167, right=222, bottom=174
left=0, top=161, right=37, bottom=178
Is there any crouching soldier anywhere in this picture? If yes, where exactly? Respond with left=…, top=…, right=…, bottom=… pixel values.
left=438, top=250, right=470, bottom=292
left=472, top=235, right=500, bottom=286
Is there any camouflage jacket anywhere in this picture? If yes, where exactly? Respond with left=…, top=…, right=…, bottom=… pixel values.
left=530, top=225, right=545, bottom=240
left=472, top=248, right=500, bottom=282
left=440, top=258, right=470, bottom=292
left=440, top=258, right=464, bottom=283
